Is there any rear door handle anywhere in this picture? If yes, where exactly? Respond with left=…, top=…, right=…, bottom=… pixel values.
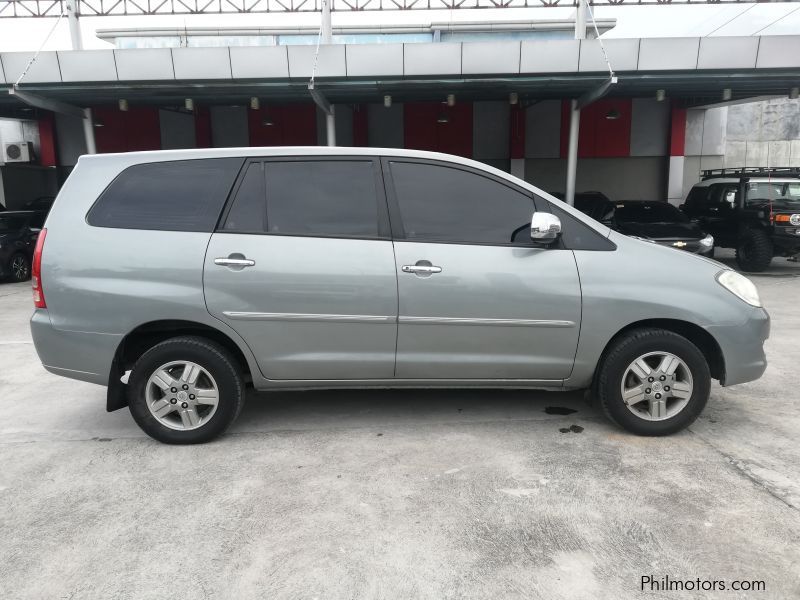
left=214, top=257, right=255, bottom=267
left=402, top=264, right=442, bottom=274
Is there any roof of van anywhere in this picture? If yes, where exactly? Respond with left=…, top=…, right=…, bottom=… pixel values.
left=78, top=146, right=470, bottom=164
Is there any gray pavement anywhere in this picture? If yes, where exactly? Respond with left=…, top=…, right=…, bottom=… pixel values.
left=1, top=250, right=799, bottom=599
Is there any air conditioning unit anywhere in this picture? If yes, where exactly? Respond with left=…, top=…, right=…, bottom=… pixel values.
left=3, top=142, right=34, bottom=163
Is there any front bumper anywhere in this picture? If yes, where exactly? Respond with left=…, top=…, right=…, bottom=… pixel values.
left=706, top=307, right=770, bottom=386
left=772, top=227, right=800, bottom=253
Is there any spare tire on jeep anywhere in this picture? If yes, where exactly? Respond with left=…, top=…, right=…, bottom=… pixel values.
left=736, top=228, right=772, bottom=272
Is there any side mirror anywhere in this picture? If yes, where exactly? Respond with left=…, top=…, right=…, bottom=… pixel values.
left=530, top=212, right=561, bottom=246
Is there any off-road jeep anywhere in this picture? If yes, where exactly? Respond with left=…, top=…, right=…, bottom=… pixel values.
left=681, top=167, right=800, bottom=272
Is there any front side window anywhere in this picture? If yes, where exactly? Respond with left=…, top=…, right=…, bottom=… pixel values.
left=389, top=161, right=535, bottom=245
left=87, top=158, right=243, bottom=232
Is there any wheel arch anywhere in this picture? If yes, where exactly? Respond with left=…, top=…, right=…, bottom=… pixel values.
left=107, top=319, right=254, bottom=412
left=595, top=318, right=725, bottom=385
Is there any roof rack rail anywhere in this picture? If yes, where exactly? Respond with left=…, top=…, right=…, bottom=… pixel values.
left=701, top=167, right=800, bottom=180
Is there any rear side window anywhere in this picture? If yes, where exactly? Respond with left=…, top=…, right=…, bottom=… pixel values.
left=265, top=161, right=379, bottom=237
left=87, top=158, right=243, bottom=232
left=222, top=160, right=382, bottom=238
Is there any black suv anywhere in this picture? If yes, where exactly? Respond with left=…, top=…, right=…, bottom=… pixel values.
left=0, top=211, right=46, bottom=282
left=681, top=168, right=800, bottom=272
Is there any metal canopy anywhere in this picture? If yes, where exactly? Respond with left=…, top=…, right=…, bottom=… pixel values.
left=1, top=71, right=797, bottom=117
left=1, top=0, right=796, bottom=17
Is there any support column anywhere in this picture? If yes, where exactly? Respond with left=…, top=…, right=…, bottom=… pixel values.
left=509, top=102, right=526, bottom=180
left=667, top=104, right=687, bottom=206
left=564, top=100, right=580, bottom=207
left=82, top=108, right=96, bottom=155
left=321, top=0, right=332, bottom=44
left=65, top=0, right=82, bottom=50
left=326, top=106, right=336, bottom=147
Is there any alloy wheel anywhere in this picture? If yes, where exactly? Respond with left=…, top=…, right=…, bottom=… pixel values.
left=145, top=361, right=219, bottom=430
left=620, top=351, right=693, bottom=421
left=11, top=255, right=29, bottom=281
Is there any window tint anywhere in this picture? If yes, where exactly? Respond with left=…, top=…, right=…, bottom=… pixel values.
left=87, top=158, right=242, bottom=232
left=263, top=161, right=379, bottom=237
left=389, top=161, right=534, bottom=245
left=223, top=163, right=265, bottom=233
left=548, top=203, right=615, bottom=251
left=684, top=186, right=710, bottom=212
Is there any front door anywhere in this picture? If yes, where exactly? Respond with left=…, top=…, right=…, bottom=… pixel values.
left=383, top=159, right=582, bottom=381
left=204, top=158, right=398, bottom=381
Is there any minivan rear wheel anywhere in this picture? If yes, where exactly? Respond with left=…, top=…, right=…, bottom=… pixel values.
left=594, top=329, right=710, bottom=436
left=127, top=336, right=244, bottom=444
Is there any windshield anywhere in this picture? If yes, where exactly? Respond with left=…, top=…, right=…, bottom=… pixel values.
left=614, top=202, right=688, bottom=224
left=746, top=182, right=800, bottom=206
left=0, top=216, right=25, bottom=233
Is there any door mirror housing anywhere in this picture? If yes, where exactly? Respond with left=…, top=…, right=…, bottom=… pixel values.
left=530, top=212, right=562, bottom=246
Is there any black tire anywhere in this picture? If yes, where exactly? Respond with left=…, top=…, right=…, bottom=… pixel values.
left=8, top=252, right=31, bottom=282
left=594, top=328, right=711, bottom=436
left=128, top=336, right=244, bottom=444
left=736, top=228, right=772, bottom=272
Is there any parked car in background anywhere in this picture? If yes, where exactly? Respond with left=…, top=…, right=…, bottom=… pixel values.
left=22, top=196, right=55, bottom=213
left=681, top=168, right=800, bottom=272
left=566, top=192, right=714, bottom=256
left=31, top=148, right=769, bottom=444
left=0, top=211, right=46, bottom=282
left=613, top=200, right=714, bottom=256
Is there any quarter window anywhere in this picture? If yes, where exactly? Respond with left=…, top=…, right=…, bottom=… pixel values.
left=87, top=158, right=243, bottom=232
left=389, top=161, right=535, bottom=245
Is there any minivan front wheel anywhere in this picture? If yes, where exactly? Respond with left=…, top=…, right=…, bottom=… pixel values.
left=128, top=336, right=244, bottom=444
left=595, top=329, right=710, bottom=436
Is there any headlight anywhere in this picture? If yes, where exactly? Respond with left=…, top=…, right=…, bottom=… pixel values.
left=699, top=234, right=714, bottom=248
left=716, top=270, right=761, bottom=307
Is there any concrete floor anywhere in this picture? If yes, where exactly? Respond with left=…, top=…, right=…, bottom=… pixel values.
left=1, top=250, right=799, bottom=599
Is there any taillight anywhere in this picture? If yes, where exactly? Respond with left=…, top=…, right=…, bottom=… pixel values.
left=32, top=227, right=47, bottom=309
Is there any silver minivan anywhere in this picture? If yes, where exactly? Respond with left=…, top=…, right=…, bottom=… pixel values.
left=30, top=147, right=769, bottom=444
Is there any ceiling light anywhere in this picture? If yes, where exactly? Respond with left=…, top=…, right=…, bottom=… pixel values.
left=184, top=98, right=194, bottom=111
left=384, top=95, right=392, bottom=108
left=509, top=92, right=519, bottom=105
left=446, top=94, right=455, bottom=107
left=722, top=88, right=732, bottom=101
left=118, top=99, right=129, bottom=111
left=250, top=97, right=260, bottom=110
left=790, top=87, right=799, bottom=100
left=605, top=108, right=621, bottom=120
left=655, top=89, right=666, bottom=102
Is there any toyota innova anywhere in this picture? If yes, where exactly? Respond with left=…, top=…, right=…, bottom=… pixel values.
left=30, top=148, right=769, bottom=443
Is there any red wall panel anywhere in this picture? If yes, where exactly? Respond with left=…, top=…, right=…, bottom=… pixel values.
left=352, top=104, right=368, bottom=147
left=37, top=112, right=57, bottom=167
left=560, top=98, right=632, bottom=159
left=195, top=106, right=212, bottom=148
left=248, top=104, right=317, bottom=147
left=669, top=104, right=687, bottom=157
left=404, top=102, right=473, bottom=158
left=93, top=107, right=161, bottom=154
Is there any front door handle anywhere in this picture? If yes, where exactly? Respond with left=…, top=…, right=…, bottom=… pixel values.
left=214, top=256, right=255, bottom=268
left=401, top=260, right=442, bottom=275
